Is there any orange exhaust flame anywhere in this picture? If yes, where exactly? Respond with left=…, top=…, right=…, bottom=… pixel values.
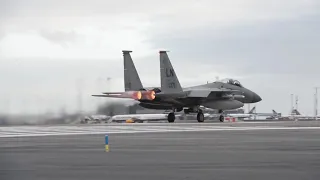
left=132, top=91, right=142, bottom=100
left=117, top=91, right=142, bottom=100
left=141, top=91, right=156, bottom=100
left=116, top=90, right=155, bottom=100
left=149, top=90, right=155, bottom=100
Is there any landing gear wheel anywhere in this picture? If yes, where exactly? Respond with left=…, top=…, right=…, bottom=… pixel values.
left=168, top=112, right=175, bottom=123
left=197, top=112, right=204, bottom=122
left=219, top=115, right=224, bottom=122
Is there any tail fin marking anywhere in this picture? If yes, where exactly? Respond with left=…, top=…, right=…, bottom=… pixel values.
left=159, top=51, right=183, bottom=93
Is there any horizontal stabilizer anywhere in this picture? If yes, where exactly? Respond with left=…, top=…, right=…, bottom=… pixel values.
left=92, top=94, right=140, bottom=100
left=102, top=92, right=128, bottom=95
left=93, top=91, right=140, bottom=99
left=92, top=94, right=121, bottom=97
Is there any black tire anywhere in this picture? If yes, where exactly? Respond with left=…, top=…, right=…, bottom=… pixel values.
left=219, top=115, right=224, bottom=122
left=168, top=112, right=175, bottom=123
left=197, top=112, right=204, bottom=122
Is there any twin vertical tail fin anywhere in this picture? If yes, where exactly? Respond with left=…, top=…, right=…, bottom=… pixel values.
left=123, top=50, right=182, bottom=94
left=123, top=50, right=143, bottom=91
left=159, top=51, right=183, bottom=94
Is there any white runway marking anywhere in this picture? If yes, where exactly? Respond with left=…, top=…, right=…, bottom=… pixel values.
left=0, top=125, right=320, bottom=138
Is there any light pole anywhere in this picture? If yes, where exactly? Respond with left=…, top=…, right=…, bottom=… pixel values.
left=315, top=87, right=320, bottom=120
left=295, top=95, right=298, bottom=111
left=96, top=77, right=104, bottom=108
left=76, top=78, right=84, bottom=115
left=290, top=94, right=294, bottom=115
left=106, top=77, right=111, bottom=92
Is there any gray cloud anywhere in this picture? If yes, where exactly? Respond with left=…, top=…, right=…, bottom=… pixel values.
left=0, top=28, right=4, bottom=40
left=0, top=0, right=175, bottom=18
left=144, top=14, right=320, bottom=115
left=148, top=14, right=320, bottom=76
left=39, top=30, right=79, bottom=46
left=1, top=0, right=320, bottom=116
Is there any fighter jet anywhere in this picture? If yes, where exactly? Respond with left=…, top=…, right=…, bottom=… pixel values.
left=92, top=51, right=262, bottom=123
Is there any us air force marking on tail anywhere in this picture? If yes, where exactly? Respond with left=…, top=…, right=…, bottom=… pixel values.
left=165, top=68, right=176, bottom=89
left=165, top=68, right=174, bottom=77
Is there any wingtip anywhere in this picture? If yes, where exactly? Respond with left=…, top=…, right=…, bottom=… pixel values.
left=159, top=50, right=170, bottom=53
left=122, top=50, right=133, bottom=53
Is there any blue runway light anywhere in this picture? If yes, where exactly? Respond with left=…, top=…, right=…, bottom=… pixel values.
left=105, top=135, right=109, bottom=152
left=105, top=135, right=109, bottom=145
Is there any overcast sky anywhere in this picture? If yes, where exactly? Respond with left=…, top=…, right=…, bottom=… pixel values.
left=1, top=0, right=319, bottom=115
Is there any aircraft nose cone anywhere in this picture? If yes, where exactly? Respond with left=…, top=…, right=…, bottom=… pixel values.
left=252, top=93, right=262, bottom=103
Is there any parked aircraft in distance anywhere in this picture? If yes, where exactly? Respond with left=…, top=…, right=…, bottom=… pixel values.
left=279, top=109, right=319, bottom=120
left=110, top=113, right=170, bottom=123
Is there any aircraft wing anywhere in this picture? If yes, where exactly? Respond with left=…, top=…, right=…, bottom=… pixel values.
left=92, top=94, right=129, bottom=98
left=93, top=90, right=156, bottom=101
left=101, top=92, right=129, bottom=95
left=92, top=91, right=141, bottom=99
left=185, top=88, right=241, bottom=98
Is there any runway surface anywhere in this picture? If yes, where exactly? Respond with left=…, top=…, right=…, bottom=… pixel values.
left=1, top=121, right=320, bottom=138
left=1, top=121, right=320, bottom=180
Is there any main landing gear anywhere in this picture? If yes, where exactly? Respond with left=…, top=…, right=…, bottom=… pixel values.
left=167, top=110, right=204, bottom=123
left=167, top=107, right=183, bottom=123
left=167, top=108, right=224, bottom=123
left=187, top=107, right=204, bottom=123
left=169, top=107, right=204, bottom=123
left=167, top=112, right=175, bottom=123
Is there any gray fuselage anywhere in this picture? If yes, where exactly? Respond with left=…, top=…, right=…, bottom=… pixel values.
left=138, top=81, right=261, bottom=110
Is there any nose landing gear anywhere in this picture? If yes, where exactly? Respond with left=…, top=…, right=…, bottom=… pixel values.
left=219, top=115, right=224, bottom=122
left=218, top=109, right=224, bottom=122
left=197, top=109, right=204, bottom=123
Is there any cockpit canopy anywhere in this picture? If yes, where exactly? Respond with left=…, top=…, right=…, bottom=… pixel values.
left=218, top=78, right=243, bottom=87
